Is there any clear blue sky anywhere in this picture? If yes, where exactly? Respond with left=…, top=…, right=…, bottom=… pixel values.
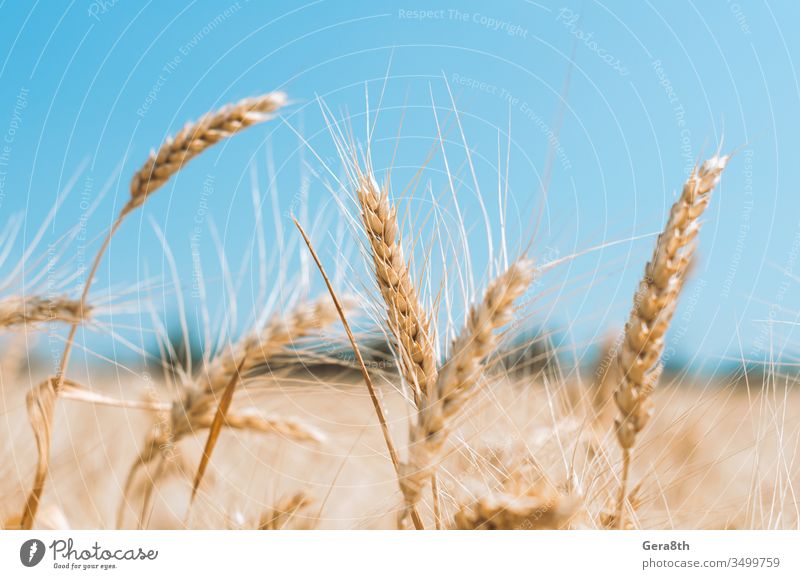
left=2, top=0, right=799, bottom=372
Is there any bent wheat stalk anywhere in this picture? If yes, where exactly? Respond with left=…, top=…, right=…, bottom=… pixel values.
left=613, top=154, right=728, bottom=528
left=400, top=259, right=535, bottom=520
left=21, top=92, right=287, bottom=529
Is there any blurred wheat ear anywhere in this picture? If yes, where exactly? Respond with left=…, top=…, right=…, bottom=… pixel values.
left=0, top=296, right=89, bottom=329
left=120, top=295, right=333, bottom=529
left=453, top=478, right=577, bottom=530
left=20, top=91, right=287, bottom=530
left=400, top=259, right=535, bottom=522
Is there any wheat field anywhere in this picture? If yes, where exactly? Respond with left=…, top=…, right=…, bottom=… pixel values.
left=1, top=91, right=798, bottom=531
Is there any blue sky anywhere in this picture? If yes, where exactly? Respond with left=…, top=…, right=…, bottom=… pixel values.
left=1, top=0, right=799, bottom=371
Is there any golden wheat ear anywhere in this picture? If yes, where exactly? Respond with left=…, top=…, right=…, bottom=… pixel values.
left=452, top=479, right=577, bottom=530
left=127, top=92, right=287, bottom=214
left=120, top=293, right=337, bottom=522
left=400, top=259, right=535, bottom=521
left=202, top=293, right=340, bottom=394
left=354, top=168, right=438, bottom=408
left=258, top=492, right=314, bottom=530
left=0, top=295, right=89, bottom=329
left=187, top=293, right=339, bottom=501
left=613, top=153, right=728, bottom=528
left=20, top=91, right=287, bottom=530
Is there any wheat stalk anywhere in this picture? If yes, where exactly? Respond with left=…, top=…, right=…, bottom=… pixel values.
left=21, top=377, right=57, bottom=527
left=20, top=91, right=287, bottom=529
left=590, top=335, right=622, bottom=429
left=400, top=259, right=535, bottom=519
left=0, top=295, right=89, bottom=328
left=613, top=154, right=728, bottom=528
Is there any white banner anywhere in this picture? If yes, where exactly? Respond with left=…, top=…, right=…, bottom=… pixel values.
left=1, top=531, right=797, bottom=578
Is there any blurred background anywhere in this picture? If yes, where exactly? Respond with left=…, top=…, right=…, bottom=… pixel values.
left=1, top=0, right=799, bottom=377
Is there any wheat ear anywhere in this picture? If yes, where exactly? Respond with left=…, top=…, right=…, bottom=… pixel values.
left=258, top=491, right=314, bottom=531
left=355, top=167, right=438, bottom=406
left=452, top=482, right=576, bottom=530
left=614, top=154, right=728, bottom=528
left=118, top=393, right=322, bottom=528
left=120, top=296, right=332, bottom=526
left=21, top=92, right=286, bottom=529
left=400, top=259, right=535, bottom=517
left=154, top=396, right=325, bottom=455
left=258, top=492, right=314, bottom=530
left=188, top=290, right=342, bottom=502
left=0, top=295, right=89, bottom=328
left=190, top=296, right=339, bottom=499
left=204, top=293, right=339, bottom=394
left=127, top=92, right=286, bottom=215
